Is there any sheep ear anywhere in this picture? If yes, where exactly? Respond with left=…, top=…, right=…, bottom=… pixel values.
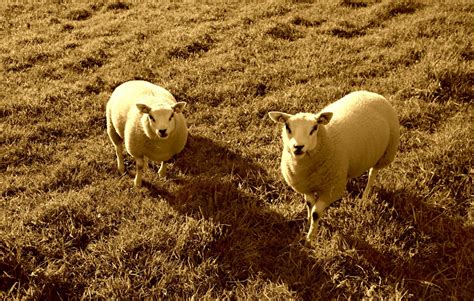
left=173, top=102, right=186, bottom=113
left=317, top=112, right=333, bottom=125
left=136, top=103, right=151, bottom=114
left=268, top=112, right=292, bottom=123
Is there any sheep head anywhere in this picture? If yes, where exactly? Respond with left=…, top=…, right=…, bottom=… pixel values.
left=137, top=101, right=186, bottom=139
left=269, top=111, right=333, bottom=158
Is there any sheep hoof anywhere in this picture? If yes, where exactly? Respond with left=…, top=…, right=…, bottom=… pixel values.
left=158, top=163, right=167, bottom=178
left=134, top=178, right=142, bottom=187
left=304, top=235, right=315, bottom=247
left=118, top=165, right=125, bottom=174
left=306, top=223, right=319, bottom=242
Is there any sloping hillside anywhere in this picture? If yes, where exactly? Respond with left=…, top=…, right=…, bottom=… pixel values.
left=1, top=0, right=472, bottom=299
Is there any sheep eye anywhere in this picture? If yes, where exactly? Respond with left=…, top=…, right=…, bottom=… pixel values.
left=285, top=123, right=292, bottom=134
left=149, top=115, right=155, bottom=122
left=169, top=112, right=174, bottom=121
left=310, top=124, right=318, bottom=135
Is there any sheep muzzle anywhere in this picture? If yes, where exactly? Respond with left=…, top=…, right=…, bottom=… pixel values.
left=293, top=145, right=305, bottom=156
left=157, top=129, right=169, bottom=138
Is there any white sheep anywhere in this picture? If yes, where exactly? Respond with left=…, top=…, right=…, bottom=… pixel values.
left=269, top=91, right=399, bottom=241
left=106, top=80, right=188, bottom=187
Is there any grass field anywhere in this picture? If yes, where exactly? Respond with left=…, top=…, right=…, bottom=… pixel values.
left=1, top=0, right=473, bottom=299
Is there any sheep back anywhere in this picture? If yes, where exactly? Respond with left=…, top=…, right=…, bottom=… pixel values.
left=322, top=91, right=399, bottom=179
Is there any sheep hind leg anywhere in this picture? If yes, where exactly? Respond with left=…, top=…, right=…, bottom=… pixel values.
left=114, top=144, right=125, bottom=174
left=134, top=157, right=145, bottom=187
left=362, top=167, right=378, bottom=200
left=106, top=122, right=124, bottom=174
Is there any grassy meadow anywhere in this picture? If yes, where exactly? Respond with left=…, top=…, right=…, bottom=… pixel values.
left=1, top=0, right=473, bottom=299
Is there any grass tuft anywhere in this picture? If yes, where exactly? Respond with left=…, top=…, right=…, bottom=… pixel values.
left=428, top=66, right=473, bottom=103
left=70, top=50, right=108, bottom=72
left=339, top=0, right=372, bottom=8
left=66, top=9, right=92, bottom=21
left=266, top=23, right=303, bottom=41
left=290, top=15, right=324, bottom=27
left=106, top=1, right=130, bottom=11
left=328, top=22, right=366, bottom=38
left=168, top=34, right=215, bottom=59
left=374, top=0, right=423, bottom=19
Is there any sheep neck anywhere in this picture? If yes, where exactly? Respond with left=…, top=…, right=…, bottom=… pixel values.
left=284, top=145, right=327, bottom=174
left=281, top=130, right=334, bottom=194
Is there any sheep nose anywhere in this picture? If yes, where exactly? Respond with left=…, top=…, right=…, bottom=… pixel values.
left=293, top=145, right=305, bottom=155
left=159, top=129, right=167, bottom=137
left=294, top=145, right=304, bottom=151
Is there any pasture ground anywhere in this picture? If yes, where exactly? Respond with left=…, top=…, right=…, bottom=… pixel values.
left=1, top=0, right=473, bottom=299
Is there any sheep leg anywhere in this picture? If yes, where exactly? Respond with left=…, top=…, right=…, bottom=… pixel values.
left=107, top=118, right=124, bottom=174
left=306, top=187, right=344, bottom=242
left=305, top=193, right=332, bottom=241
left=134, top=157, right=145, bottom=187
left=158, top=161, right=167, bottom=178
left=306, top=198, right=331, bottom=242
left=115, top=144, right=125, bottom=174
left=143, top=156, right=149, bottom=172
left=304, top=194, right=316, bottom=223
left=362, top=167, right=378, bottom=199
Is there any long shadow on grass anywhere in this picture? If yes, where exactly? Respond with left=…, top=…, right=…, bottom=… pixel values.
left=142, top=134, right=331, bottom=299
left=343, top=188, right=473, bottom=298
left=142, top=135, right=473, bottom=299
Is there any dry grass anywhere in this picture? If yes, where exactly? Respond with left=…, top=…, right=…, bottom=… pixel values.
left=1, top=0, right=473, bottom=299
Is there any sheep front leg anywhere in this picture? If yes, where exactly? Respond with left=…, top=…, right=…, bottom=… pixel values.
left=306, top=190, right=343, bottom=242
left=158, top=161, right=167, bottom=178
left=134, top=157, right=145, bottom=187
left=306, top=186, right=345, bottom=242
left=304, top=194, right=316, bottom=224
left=306, top=195, right=331, bottom=242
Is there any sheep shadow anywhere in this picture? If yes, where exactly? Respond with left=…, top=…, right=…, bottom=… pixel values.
left=141, top=134, right=333, bottom=299
left=141, top=133, right=473, bottom=298
left=338, top=187, right=473, bottom=298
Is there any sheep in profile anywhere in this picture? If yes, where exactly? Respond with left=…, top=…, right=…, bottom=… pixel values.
left=269, top=91, right=399, bottom=242
left=106, top=80, right=188, bottom=187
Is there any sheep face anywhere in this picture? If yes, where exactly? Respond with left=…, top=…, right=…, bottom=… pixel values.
left=137, top=102, right=186, bottom=139
left=269, top=111, right=333, bottom=158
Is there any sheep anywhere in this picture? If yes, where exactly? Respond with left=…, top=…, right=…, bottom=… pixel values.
left=268, top=91, right=399, bottom=242
left=106, top=80, right=188, bottom=187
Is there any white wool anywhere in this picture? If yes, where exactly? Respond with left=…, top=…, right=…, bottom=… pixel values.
left=106, top=80, right=188, bottom=187
left=269, top=91, right=399, bottom=241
